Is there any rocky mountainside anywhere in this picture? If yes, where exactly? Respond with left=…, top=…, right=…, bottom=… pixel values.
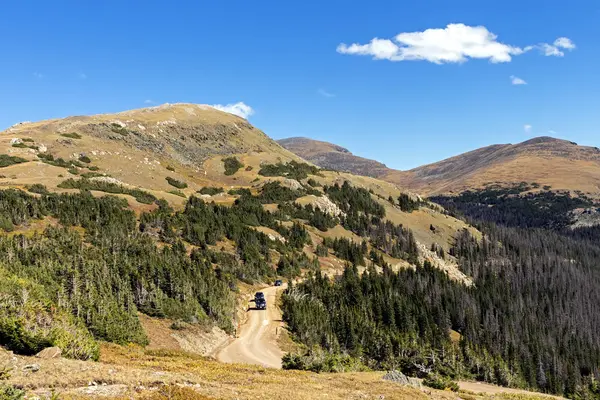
left=2, top=103, right=304, bottom=200
left=281, top=136, right=600, bottom=198
left=0, top=104, right=472, bottom=265
left=278, top=137, right=390, bottom=178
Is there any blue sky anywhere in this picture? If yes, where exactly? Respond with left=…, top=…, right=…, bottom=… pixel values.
left=1, top=1, right=599, bottom=170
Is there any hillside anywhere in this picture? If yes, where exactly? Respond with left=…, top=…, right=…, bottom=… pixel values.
left=3, top=107, right=600, bottom=399
left=280, top=136, right=600, bottom=198
left=278, top=137, right=390, bottom=178
left=387, top=136, right=600, bottom=197
left=0, top=104, right=489, bottom=398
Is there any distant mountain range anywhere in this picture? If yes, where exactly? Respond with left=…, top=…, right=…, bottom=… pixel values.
left=279, top=136, right=600, bottom=197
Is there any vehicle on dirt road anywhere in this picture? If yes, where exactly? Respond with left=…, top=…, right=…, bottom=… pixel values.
left=254, top=292, right=266, bottom=310
left=274, top=279, right=283, bottom=286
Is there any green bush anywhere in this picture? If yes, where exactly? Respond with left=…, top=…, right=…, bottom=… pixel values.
left=166, top=177, right=187, bottom=189
left=88, top=165, right=100, bottom=171
left=228, top=188, right=251, bottom=196
left=57, top=178, right=157, bottom=205
left=168, top=190, right=186, bottom=198
left=258, top=161, right=321, bottom=180
left=60, top=132, right=82, bottom=139
left=198, top=187, right=224, bottom=196
left=166, top=165, right=175, bottom=172
left=110, top=123, right=129, bottom=136
left=79, top=155, right=91, bottom=163
left=223, top=157, right=244, bottom=176
left=0, top=384, right=25, bottom=400
left=0, top=155, right=27, bottom=168
left=423, top=374, right=459, bottom=392
left=27, top=184, right=50, bottom=195
left=0, top=269, right=99, bottom=360
left=21, top=138, right=35, bottom=143
left=0, top=216, right=14, bottom=232
left=11, top=143, right=29, bottom=149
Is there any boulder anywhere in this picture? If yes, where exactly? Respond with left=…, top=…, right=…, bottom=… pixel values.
left=383, top=370, right=409, bottom=385
left=23, top=363, right=41, bottom=372
left=36, top=346, right=62, bottom=359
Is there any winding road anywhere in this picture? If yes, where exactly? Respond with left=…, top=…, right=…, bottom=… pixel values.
left=216, top=285, right=286, bottom=369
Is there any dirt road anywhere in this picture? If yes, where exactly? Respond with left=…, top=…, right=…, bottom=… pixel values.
left=216, top=285, right=286, bottom=369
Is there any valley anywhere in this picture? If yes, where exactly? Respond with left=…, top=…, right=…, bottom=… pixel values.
left=0, top=105, right=599, bottom=400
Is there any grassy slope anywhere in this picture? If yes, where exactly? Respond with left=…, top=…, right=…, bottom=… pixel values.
left=2, top=344, right=558, bottom=400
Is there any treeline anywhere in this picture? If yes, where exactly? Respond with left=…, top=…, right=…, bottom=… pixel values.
left=283, top=184, right=600, bottom=398
left=431, top=186, right=593, bottom=230
left=0, top=185, right=331, bottom=361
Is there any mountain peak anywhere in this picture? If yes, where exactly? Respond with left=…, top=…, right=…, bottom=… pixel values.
left=520, top=136, right=575, bottom=146
left=278, top=137, right=388, bottom=178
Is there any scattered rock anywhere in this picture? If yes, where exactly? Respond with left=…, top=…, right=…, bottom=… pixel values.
left=36, top=346, right=62, bottom=359
left=10, top=138, right=22, bottom=145
left=383, top=370, right=409, bottom=385
left=23, top=363, right=41, bottom=372
left=281, top=178, right=303, bottom=190
left=309, top=195, right=345, bottom=217
left=383, top=371, right=422, bottom=389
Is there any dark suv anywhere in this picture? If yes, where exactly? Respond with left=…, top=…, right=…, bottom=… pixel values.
left=254, top=292, right=266, bottom=310
left=274, top=279, right=283, bottom=286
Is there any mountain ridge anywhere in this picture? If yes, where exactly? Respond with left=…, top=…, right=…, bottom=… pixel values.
left=279, top=135, right=600, bottom=197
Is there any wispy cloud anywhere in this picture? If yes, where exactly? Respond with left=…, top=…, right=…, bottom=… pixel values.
left=33, top=72, right=44, bottom=79
left=337, top=23, right=575, bottom=64
left=318, top=88, right=336, bottom=98
left=78, top=72, right=87, bottom=80
left=539, top=37, right=576, bottom=57
left=144, top=99, right=154, bottom=105
left=510, top=75, right=527, bottom=85
left=524, top=124, right=532, bottom=133
left=210, top=102, right=254, bottom=119
left=548, top=130, right=557, bottom=135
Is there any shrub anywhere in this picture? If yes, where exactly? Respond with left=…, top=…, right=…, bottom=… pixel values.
left=258, top=161, right=321, bottom=180
left=0, top=384, right=25, bottom=400
left=223, top=157, right=244, bottom=176
left=21, top=138, right=35, bottom=143
left=0, top=269, right=99, bottom=360
left=0, top=216, right=14, bottom=232
left=110, top=123, right=129, bottom=136
left=228, top=188, right=251, bottom=196
left=11, top=143, right=29, bottom=149
left=79, top=155, right=91, bottom=163
left=166, top=177, right=187, bottom=189
left=26, top=184, right=50, bottom=195
left=0, top=155, right=27, bottom=168
left=168, top=190, right=186, bottom=198
left=307, top=178, right=321, bottom=187
left=57, top=178, right=157, bottom=205
left=80, top=172, right=105, bottom=179
left=423, top=374, right=459, bottom=392
left=166, top=165, right=175, bottom=172
left=60, top=132, right=82, bottom=139
left=88, top=165, right=100, bottom=171
left=198, top=187, right=223, bottom=196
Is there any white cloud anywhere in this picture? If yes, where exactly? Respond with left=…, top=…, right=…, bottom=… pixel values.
left=554, top=37, right=576, bottom=50
left=33, top=72, right=43, bottom=79
left=524, top=124, right=532, bottom=133
left=318, top=88, right=335, bottom=98
left=337, top=24, right=575, bottom=64
left=210, top=102, right=254, bottom=119
left=144, top=99, right=154, bottom=104
left=538, top=37, right=576, bottom=57
left=510, top=75, right=527, bottom=85
left=548, top=130, right=557, bottom=134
